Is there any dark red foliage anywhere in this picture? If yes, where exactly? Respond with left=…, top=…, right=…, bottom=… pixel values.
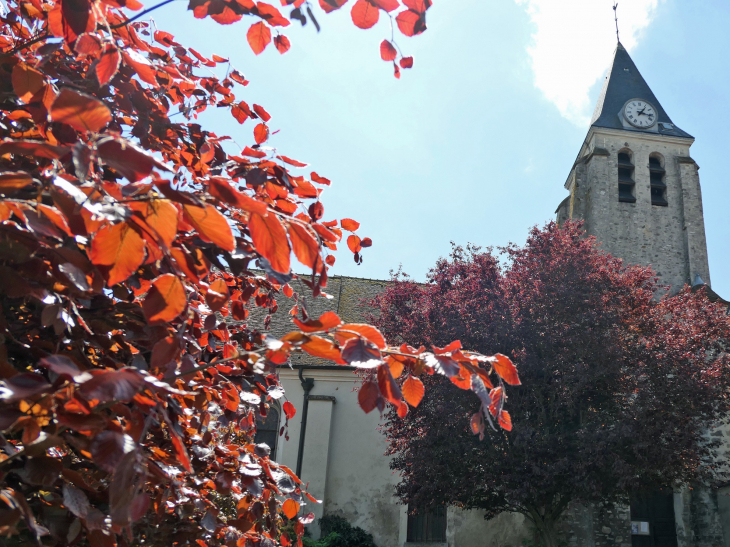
left=375, top=221, right=730, bottom=543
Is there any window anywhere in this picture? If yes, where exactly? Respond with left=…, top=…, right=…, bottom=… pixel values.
left=649, top=154, right=668, bottom=206
left=254, top=406, right=280, bottom=460
left=618, top=151, right=636, bottom=203
left=407, top=505, right=446, bottom=543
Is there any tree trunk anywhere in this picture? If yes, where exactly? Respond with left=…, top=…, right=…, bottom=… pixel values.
left=527, top=507, right=562, bottom=547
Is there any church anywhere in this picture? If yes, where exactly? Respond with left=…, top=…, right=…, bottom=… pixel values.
left=261, top=42, right=730, bottom=547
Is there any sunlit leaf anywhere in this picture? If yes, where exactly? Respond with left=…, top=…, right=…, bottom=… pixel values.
left=249, top=212, right=290, bottom=274
left=89, top=222, right=145, bottom=286
left=49, top=88, right=111, bottom=133
left=143, top=274, right=187, bottom=324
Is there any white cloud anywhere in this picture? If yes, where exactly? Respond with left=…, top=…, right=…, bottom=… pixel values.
left=515, top=0, right=662, bottom=126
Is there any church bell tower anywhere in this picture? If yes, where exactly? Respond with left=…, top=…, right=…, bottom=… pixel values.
left=556, top=42, right=710, bottom=292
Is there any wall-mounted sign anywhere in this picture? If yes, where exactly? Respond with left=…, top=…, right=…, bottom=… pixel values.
left=631, top=521, right=650, bottom=536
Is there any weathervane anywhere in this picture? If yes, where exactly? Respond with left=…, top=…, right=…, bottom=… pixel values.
left=613, top=2, right=620, bottom=42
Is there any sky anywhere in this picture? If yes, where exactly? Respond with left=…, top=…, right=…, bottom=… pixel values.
left=153, top=0, right=730, bottom=296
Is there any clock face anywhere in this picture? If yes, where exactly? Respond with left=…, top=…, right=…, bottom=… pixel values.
left=623, top=99, right=657, bottom=128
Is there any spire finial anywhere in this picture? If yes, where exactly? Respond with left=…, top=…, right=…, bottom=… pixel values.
left=613, top=2, right=620, bottom=43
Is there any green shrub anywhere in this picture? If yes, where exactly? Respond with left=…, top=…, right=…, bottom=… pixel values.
left=302, top=515, right=378, bottom=547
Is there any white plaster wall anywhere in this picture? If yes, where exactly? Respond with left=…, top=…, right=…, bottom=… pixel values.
left=276, top=366, right=533, bottom=547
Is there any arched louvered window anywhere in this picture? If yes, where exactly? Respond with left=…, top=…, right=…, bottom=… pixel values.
left=649, top=154, right=667, bottom=206
left=618, top=151, right=636, bottom=203
left=254, top=406, right=280, bottom=460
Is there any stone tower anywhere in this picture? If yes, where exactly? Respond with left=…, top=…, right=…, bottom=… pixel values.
left=556, top=42, right=710, bottom=293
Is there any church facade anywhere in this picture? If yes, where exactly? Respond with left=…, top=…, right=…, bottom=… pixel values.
left=264, top=43, right=730, bottom=547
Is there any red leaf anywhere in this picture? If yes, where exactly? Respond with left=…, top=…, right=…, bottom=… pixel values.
left=143, top=274, right=187, bottom=324
left=357, top=381, right=379, bottom=413
left=319, top=0, right=346, bottom=12
left=288, top=222, right=319, bottom=269
left=38, top=355, right=84, bottom=379
left=282, top=499, right=299, bottom=519
left=206, top=278, right=230, bottom=311
left=0, top=373, right=51, bottom=403
left=335, top=323, right=386, bottom=349
left=395, top=9, right=426, bottom=36
left=79, top=369, right=144, bottom=403
left=253, top=103, right=271, bottom=122
left=308, top=202, right=324, bottom=221
left=340, top=218, right=360, bottom=231
left=96, top=45, right=121, bottom=85
left=399, top=56, right=414, bottom=68
left=208, top=177, right=268, bottom=215
left=277, top=155, right=308, bottom=167
left=377, top=364, right=402, bottom=405
left=247, top=21, right=272, bottom=54
left=351, top=0, right=379, bottom=28
left=293, top=311, right=342, bottom=332
left=302, top=336, right=342, bottom=361
left=249, top=212, right=291, bottom=274
left=0, top=172, right=33, bottom=193
left=498, top=410, right=512, bottom=431
left=12, top=63, right=45, bottom=104
left=371, top=0, right=398, bottom=10
left=347, top=234, right=362, bottom=253
left=49, top=88, right=111, bottom=133
left=380, top=40, right=397, bottom=61
left=128, top=199, right=179, bottom=247
left=360, top=237, right=372, bottom=247
left=283, top=400, right=296, bottom=419
left=150, top=335, right=182, bottom=369
left=74, top=33, right=101, bottom=55
left=403, top=0, right=430, bottom=12
left=433, top=340, right=461, bottom=354
left=89, top=222, right=145, bottom=286
left=97, top=136, right=172, bottom=182
left=90, top=431, right=135, bottom=473
left=0, top=140, right=69, bottom=159
left=402, top=375, right=424, bottom=407
left=310, top=172, right=331, bottom=185
left=212, top=54, right=228, bottom=62
left=393, top=62, right=401, bottom=79
left=121, top=50, right=158, bottom=86
left=183, top=203, right=235, bottom=251
left=341, top=337, right=382, bottom=368
left=274, top=34, right=291, bottom=54
left=491, top=353, right=520, bottom=385
left=257, top=1, right=290, bottom=25
left=254, top=123, right=269, bottom=144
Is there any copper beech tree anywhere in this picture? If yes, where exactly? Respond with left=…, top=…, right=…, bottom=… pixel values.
left=375, top=222, right=730, bottom=547
left=0, top=0, right=520, bottom=545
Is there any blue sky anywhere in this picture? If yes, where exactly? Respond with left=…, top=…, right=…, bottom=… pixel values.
left=155, top=0, right=730, bottom=296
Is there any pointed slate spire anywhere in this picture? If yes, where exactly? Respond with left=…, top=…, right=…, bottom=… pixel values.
left=590, top=42, right=692, bottom=139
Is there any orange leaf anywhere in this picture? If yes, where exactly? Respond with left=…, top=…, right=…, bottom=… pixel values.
left=129, top=200, right=178, bottom=247
left=351, top=0, right=379, bottom=29
left=50, top=88, right=111, bottom=133
left=293, top=311, right=342, bottom=333
left=396, top=9, right=426, bottom=36
left=377, top=365, right=402, bottom=405
left=89, top=222, right=145, bottom=286
left=274, top=35, right=291, bottom=54
left=498, top=410, right=512, bottom=431
left=12, top=63, right=44, bottom=104
left=302, top=336, right=342, bottom=361
left=287, top=222, right=319, bottom=269
left=96, top=46, right=121, bottom=86
left=379, top=40, right=397, bottom=61
left=347, top=234, right=361, bottom=253
left=143, top=274, right=186, bottom=324
left=208, top=177, right=268, bottom=215
left=277, top=155, right=307, bottom=168
left=402, top=375, right=424, bottom=407
left=247, top=21, right=272, bottom=55
left=249, top=212, right=290, bottom=274
left=206, top=278, right=230, bottom=311
left=183, top=204, right=235, bottom=252
left=335, top=324, right=386, bottom=349
left=310, top=172, right=331, bottom=185
left=254, top=123, right=269, bottom=144
left=400, top=56, right=414, bottom=69
left=253, top=104, right=271, bottom=122
left=282, top=499, right=299, bottom=519
left=283, top=401, right=296, bottom=419
left=491, top=354, right=520, bottom=385
left=0, top=172, right=34, bottom=193
left=340, top=218, right=360, bottom=232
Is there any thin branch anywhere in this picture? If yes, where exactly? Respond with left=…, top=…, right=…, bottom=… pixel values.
left=108, top=0, right=181, bottom=29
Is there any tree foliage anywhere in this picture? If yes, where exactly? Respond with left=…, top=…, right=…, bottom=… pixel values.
left=0, top=0, right=518, bottom=545
left=375, top=221, right=730, bottom=547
